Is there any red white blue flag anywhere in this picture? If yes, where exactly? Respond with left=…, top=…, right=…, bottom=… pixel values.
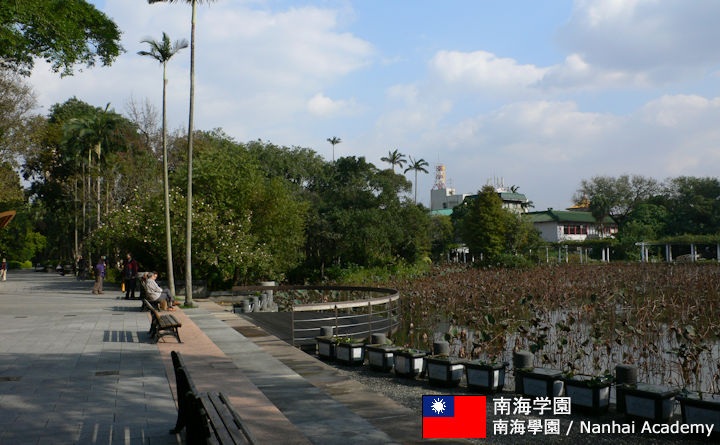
left=422, top=395, right=486, bottom=438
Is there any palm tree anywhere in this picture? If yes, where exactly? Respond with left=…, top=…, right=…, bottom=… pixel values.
left=326, top=137, right=341, bottom=162
left=404, top=156, right=429, bottom=204
left=149, top=0, right=216, bottom=306
left=380, top=149, right=406, bottom=172
left=139, top=32, right=188, bottom=299
left=65, top=104, right=122, bottom=229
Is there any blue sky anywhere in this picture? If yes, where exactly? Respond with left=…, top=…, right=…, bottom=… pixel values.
left=28, top=0, right=720, bottom=210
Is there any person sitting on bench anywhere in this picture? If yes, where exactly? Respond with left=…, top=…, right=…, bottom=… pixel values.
left=145, top=271, right=178, bottom=310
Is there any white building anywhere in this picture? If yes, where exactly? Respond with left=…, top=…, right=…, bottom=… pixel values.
left=528, top=209, right=617, bottom=242
left=430, top=187, right=470, bottom=211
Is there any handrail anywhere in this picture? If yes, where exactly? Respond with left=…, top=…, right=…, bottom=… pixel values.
left=292, top=293, right=400, bottom=312
left=234, top=285, right=403, bottom=347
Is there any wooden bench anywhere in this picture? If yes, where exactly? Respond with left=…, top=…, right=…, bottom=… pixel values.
left=171, top=351, right=256, bottom=445
left=147, top=301, right=182, bottom=343
left=142, top=297, right=160, bottom=312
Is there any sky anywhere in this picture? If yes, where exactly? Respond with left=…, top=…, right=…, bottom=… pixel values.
left=27, top=0, right=720, bottom=210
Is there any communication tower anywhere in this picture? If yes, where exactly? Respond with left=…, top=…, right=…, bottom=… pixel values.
left=433, top=164, right=446, bottom=190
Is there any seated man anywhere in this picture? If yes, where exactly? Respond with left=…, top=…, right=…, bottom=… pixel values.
left=144, top=271, right=178, bottom=311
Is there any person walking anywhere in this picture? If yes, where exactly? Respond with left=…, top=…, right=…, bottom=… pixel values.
left=92, top=257, right=106, bottom=294
left=1, top=258, right=7, bottom=281
left=123, top=253, right=138, bottom=299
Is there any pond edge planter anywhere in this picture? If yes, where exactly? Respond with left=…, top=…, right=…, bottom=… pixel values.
left=365, top=344, right=399, bottom=372
left=425, top=355, right=467, bottom=387
left=515, top=368, right=564, bottom=398
left=617, top=383, right=679, bottom=422
left=677, top=393, right=720, bottom=435
left=465, top=361, right=507, bottom=393
left=315, top=336, right=337, bottom=360
left=561, top=375, right=612, bottom=415
left=393, top=349, right=427, bottom=379
left=335, top=342, right=365, bottom=365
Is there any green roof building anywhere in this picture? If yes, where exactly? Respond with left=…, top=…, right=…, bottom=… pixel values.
left=528, top=209, right=617, bottom=242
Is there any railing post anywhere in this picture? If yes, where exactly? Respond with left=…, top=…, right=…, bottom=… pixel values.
left=335, top=305, right=339, bottom=337
left=291, top=306, right=295, bottom=347
left=368, top=301, right=373, bottom=337
left=387, top=299, right=392, bottom=333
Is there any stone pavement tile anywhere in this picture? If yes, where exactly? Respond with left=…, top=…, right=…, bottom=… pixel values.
left=211, top=304, right=426, bottom=445
left=155, top=308, right=312, bottom=445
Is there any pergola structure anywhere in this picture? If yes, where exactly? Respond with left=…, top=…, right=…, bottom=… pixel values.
left=0, top=210, right=16, bottom=230
left=636, top=241, right=720, bottom=262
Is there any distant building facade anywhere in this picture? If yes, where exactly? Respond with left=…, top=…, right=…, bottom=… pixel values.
left=528, top=208, right=617, bottom=242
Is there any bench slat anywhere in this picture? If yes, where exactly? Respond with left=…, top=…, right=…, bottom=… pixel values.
left=207, top=392, right=253, bottom=445
left=202, top=395, right=238, bottom=445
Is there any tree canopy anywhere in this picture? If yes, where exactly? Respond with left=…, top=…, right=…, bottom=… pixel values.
left=0, top=0, right=123, bottom=76
left=574, top=174, right=661, bottom=223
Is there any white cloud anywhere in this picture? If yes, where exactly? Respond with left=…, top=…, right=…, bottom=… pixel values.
left=429, top=50, right=547, bottom=91
left=559, top=0, right=720, bottom=79
left=28, top=1, right=373, bottom=142
left=539, top=53, right=651, bottom=89
left=306, top=93, right=357, bottom=116
left=366, top=94, right=720, bottom=209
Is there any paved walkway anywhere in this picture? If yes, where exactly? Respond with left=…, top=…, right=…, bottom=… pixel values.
left=0, top=270, right=419, bottom=445
left=0, top=270, right=179, bottom=445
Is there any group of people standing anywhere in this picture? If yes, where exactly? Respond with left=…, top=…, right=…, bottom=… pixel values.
left=84, top=252, right=176, bottom=309
left=121, top=253, right=177, bottom=309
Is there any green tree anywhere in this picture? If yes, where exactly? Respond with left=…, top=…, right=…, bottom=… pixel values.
left=615, top=203, right=669, bottom=259
left=429, top=214, right=455, bottom=261
left=380, top=149, right=407, bottom=173
left=589, top=194, right=611, bottom=237
left=404, top=156, right=429, bottom=204
left=149, top=0, right=217, bottom=305
left=326, top=136, right=341, bottom=162
left=574, top=174, right=660, bottom=224
left=0, top=69, right=38, bottom=162
left=139, top=32, right=188, bottom=298
left=662, top=176, right=720, bottom=236
left=503, top=211, right=541, bottom=254
left=303, top=156, right=428, bottom=278
left=457, top=186, right=507, bottom=260
left=0, top=0, right=122, bottom=76
left=64, top=103, right=126, bottom=228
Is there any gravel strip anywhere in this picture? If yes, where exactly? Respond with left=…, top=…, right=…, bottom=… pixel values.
left=325, top=361, right=711, bottom=444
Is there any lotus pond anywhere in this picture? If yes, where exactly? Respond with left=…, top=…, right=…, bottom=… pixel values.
left=388, top=263, right=720, bottom=393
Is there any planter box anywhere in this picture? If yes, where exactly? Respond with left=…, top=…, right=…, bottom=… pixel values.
left=425, top=356, right=467, bottom=387
left=393, top=349, right=427, bottom=378
left=315, top=336, right=337, bottom=360
left=677, top=393, right=720, bottom=435
left=366, top=345, right=399, bottom=372
left=515, top=368, right=564, bottom=398
left=465, top=361, right=507, bottom=393
left=336, top=342, right=365, bottom=365
left=561, top=375, right=611, bottom=415
left=617, top=383, right=678, bottom=422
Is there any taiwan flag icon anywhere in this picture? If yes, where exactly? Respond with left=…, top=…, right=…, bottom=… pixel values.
left=422, top=395, right=486, bottom=438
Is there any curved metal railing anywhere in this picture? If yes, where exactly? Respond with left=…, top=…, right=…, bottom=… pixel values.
left=231, top=285, right=402, bottom=347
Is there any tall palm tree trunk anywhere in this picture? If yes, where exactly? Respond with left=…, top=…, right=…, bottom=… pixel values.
left=97, top=176, right=101, bottom=227
left=82, top=163, right=86, bottom=239
left=74, top=179, right=78, bottom=258
left=185, top=0, right=197, bottom=306
left=414, top=170, right=418, bottom=204
left=162, top=61, right=176, bottom=297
